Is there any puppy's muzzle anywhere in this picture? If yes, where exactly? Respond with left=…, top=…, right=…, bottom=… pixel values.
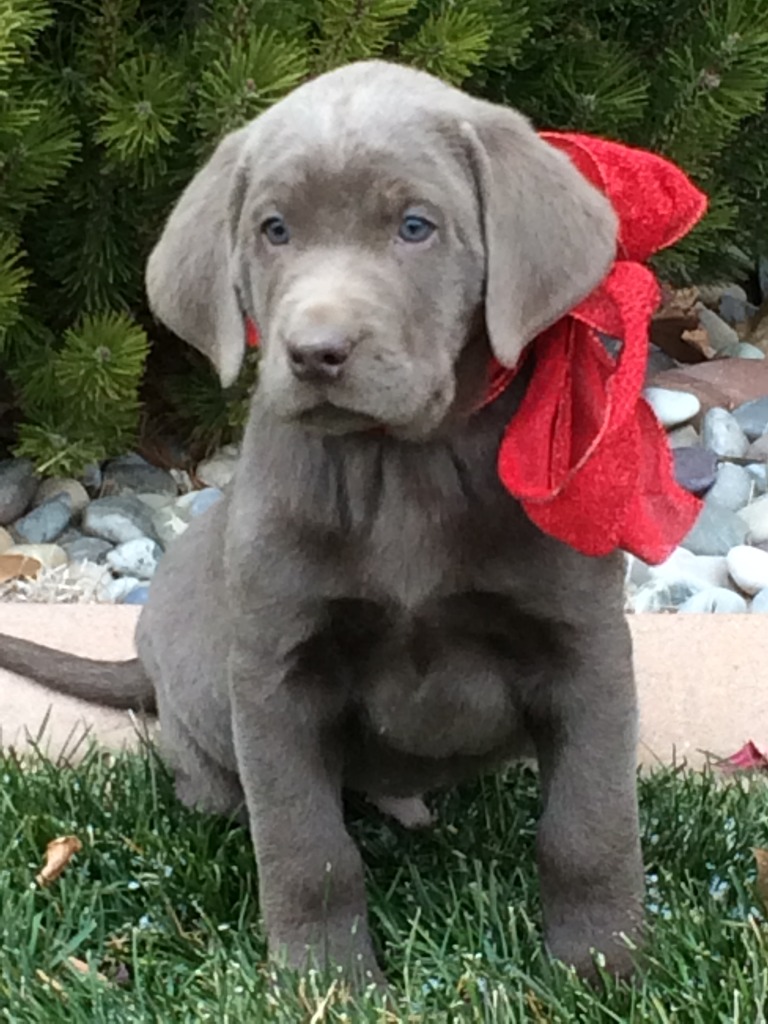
left=287, top=327, right=353, bottom=383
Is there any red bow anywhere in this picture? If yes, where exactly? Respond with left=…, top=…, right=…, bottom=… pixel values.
left=496, top=133, right=706, bottom=563
left=245, top=133, right=706, bottom=565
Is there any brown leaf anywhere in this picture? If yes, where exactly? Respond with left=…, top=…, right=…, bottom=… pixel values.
left=680, top=327, right=717, bottom=360
left=753, top=848, right=768, bottom=914
left=0, top=553, right=42, bottom=583
left=66, top=957, right=108, bottom=984
left=35, top=835, right=83, bottom=886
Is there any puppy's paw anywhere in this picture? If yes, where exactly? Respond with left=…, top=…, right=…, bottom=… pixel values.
left=545, top=914, right=643, bottom=983
left=371, top=795, right=434, bottom=829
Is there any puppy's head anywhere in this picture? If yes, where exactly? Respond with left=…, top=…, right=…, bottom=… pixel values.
left=146, top=61, right=617, bottom=439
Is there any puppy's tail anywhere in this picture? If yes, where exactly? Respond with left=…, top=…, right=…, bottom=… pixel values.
left=0, top=634, right=156, bottom=712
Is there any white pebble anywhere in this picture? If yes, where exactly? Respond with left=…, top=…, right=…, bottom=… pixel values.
left=702, top=408, right=750, bottom=458
left=643, top=387, right=701, bottom=429
left=752, top=588, right=768, bottom=613
left=726, top=544, right=768, bottom=595
left=738, top=494, right=768, bottom=544
left=677, top=588, right=748, bottom=613
left=648, top=546, right=730, bottom=590
left=106, top=537, right=162, bottom=579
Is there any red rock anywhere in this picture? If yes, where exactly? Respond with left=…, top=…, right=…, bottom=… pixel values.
left=647, top=359, right=768, bottom=421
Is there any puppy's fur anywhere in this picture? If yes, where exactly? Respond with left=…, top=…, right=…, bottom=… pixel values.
left=0, top=61, right=643, bottom=985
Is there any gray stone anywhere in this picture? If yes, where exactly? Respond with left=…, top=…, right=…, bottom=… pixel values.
left=123, top=584, right=150, bottom=605
left=33, top=477, right=89, bottom=516
left=102, top=453, right=178, bottom=497
left=0, top=459, right=38, bottom=526
left=734, top=342, right=765, bottom=360
left=673, top=446, right=718, bottom=494
left=752, top=588, right=768, bottom=613
left=13, top=495, right=72, bottom=544
left=732, top=396, right=768, bottom=441
left=719, top=289, right=757, bottom=325
left=643, top=387, right=700, bottom=429
left=62, top=536, right=114, bottom=564
left=746, top=463, right=767, bottom=495
left=701, top=407, right=750, bottom=458
left=106, top=537, right=162, bottom=579
left=152, top=505, right=189, bottom=547
left=697, top=306, right=740, bottom=354
left=197, top=444, right=240, bottom=490
left=631, top=580, right=697, bottom=612
left=747, top=434, right=768, bottom=461
left=80, top=462, right=103, bottom=494
left=82, top=495, right=160, bottom=545
left=183, top=487, right=224, bottom=519
left=682, top=502, right=749, bottom=556
left=648, top=547, right=731, bottom=591
left=704, top=463, right=753, bottom=512
left=677, top=587, right=748, bottom=613
left=667, top=425, right=700, bottom=448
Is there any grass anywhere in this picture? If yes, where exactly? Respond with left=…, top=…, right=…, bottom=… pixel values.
left=1, top=746, right=767, bottom=1023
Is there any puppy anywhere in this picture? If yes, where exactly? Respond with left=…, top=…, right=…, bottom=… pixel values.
left=0, top=60, right=643, bottom=987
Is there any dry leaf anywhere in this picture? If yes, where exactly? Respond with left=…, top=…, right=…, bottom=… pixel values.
left=680, top=326, right=717, bottom=360
left=0, top=553, right=42, bottom=583
left=753, top=848, right=768, bottom=914
left=66, top=957, right=107, bottom=984
left=525, top=990, right=552, bottom=1023
left=35, top=835, right=83, bottom=886
left=35, top=969, right=66, bottom=997
left=718, top=741, right=768, bottom=772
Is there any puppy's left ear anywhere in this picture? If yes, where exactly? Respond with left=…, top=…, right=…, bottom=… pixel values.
left=462, top=106, right=618, bottom=368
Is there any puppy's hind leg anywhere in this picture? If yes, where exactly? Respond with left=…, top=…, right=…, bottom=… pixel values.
left=160, top=708, right=246, bottom=823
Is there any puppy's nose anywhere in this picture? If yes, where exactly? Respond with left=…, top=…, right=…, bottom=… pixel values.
left=286, top=329, right=352, bottom=382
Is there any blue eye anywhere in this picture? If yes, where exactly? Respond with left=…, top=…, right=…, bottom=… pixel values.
left=262, top=215, right=290, bottom=245
left=398, top=214, right=436, bottom=243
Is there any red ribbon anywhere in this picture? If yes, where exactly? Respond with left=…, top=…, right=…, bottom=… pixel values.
left=244, top=132, right=707, bottom=565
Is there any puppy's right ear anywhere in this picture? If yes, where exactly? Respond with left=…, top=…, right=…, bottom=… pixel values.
left=145, top=127, right=251, bottom=387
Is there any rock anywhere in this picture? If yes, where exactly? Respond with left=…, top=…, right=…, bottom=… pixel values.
left=752, top=588, right=768, bottom=613
left=32, top=477, right=90, bottom=516
left=746, top=434, right=768, bottom=461
left=738, top=494, right=768, bottom=544
left=98, top=575, right=143, bottom=603
left=667, top=425, right=700, bottom=449
left=136, top=492, right=175, bottom=512
left=747, top=463, right=767, bottom=494
left=732, top=396, right=768, bottom=441
left=197, top=444, right=239, bottom=490
left=667, top=425, right=700, bottom=448
left=726, top=544, right=768, bottom=595
left=677, top=588, right=748, bottom=613
left=672, top=446, right=718, bottom=494
left=0, top=459, right=38, bottom=525
left=648, top=547, right=731, bottom=591
left=152, top=505, right=189, bottom=547
left=82, top=495, right=160, bottom=545
left=4, top=543, right=67, bottom=569
left=80, top=462, right=103, bottom=494
left=704, top=463, right=753, bottom=512
left=13, top=495, right=72, bottom=544
left=106, top=537, right=162, bottom=579
left=643, top=387, right=701, bottom=429
left=102, top=453, right=178, bottom=497
left=734, top=342, right=765, bottom=360
left=696, top=306, right=739, bottom=354
left=177, top=487, right=224, bottom=519
left=682, top=503, right=749, bottom=556
left=62, top=537, right=114, bottom=564
left=0, top=526, right=13, bottom=553
left=624, top=553, right=651, bottom=588
left=646, top=360, right=768, bottom=416
left=645, top=345, right=677, bottom=378
left=701, top=408, right=750, bottom=458
left=631, top=580, right=697, bottom=612
left=123, top=585, right=150, bottom=605
left=719, top=288, right=757, bottom=326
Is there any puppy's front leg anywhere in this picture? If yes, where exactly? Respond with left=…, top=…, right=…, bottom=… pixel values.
left=529, top=616, right=644, bottom=980
left=227, top=629, right=382, bottom=987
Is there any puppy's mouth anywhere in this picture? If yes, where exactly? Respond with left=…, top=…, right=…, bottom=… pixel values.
left=296, top=402, right=381, bottom=434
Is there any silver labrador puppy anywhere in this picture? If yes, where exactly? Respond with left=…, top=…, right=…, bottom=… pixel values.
left=0, top=60, right=643, bottom=986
